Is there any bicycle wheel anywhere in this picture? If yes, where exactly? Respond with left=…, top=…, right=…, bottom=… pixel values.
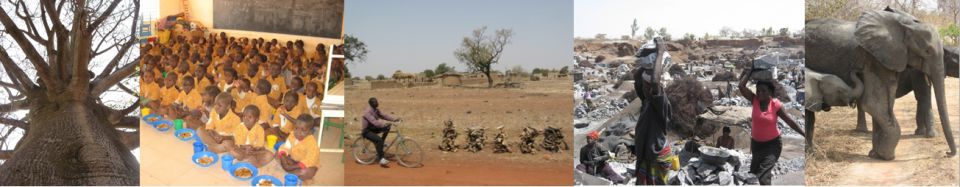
left=351, top=138, right=377, bottom=165
left=396, top=138, right=424, bottom=168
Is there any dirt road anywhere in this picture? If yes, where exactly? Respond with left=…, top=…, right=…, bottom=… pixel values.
left=806, top=77, right=960, bottom=185
left=344, top=79, right=574, bottom=185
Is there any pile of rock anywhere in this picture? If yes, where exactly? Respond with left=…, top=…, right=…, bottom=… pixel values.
left=519, top=126, right=541, bottom=154
left=671, top=145, right=759, bottom=185
left=438, top=120, right=459, bottom=152
left=540, top=126, right=568, bottom=153
left=493, top=126, right=511, bottom=153
left=464, top=126, right=486, bottom=152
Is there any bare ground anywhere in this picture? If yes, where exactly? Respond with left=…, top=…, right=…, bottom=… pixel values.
left=344, top=79, right=574, bottom=185
left=806, top=77, right=960, bottom=185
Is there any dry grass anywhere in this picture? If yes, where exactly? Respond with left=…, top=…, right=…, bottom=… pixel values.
left=806, top=77, right=960, bottom=185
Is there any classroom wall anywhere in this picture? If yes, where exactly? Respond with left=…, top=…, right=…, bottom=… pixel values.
left=159, top=0, right=343, bottom=55
left=157, top=0, right=181, bottom=20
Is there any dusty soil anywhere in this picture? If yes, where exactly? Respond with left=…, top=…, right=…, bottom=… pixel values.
left=344, top=79, right=574, bottom=185
left=806, top=77, right=960, bottom=185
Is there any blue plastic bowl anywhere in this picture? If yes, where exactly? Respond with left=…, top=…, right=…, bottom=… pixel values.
left=191, top=151, right=219, bottom=167
left=154, top=120, right=173, bottom=132
left=174, top=128, right=197, bottom=141
left=249, top=175, right=282, bottom=186
left=142, top=114, right=162, bottom=125
left=230, top=162, right=259, bottom=180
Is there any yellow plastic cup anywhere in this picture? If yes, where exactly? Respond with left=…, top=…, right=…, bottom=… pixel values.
left=670, top=156, right=680, bottom=171
left=142, top=108, right=151, bottom=116
left=266, top=135, right=278, bottom=150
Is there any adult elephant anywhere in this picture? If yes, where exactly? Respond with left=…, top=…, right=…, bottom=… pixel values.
left=854, top=47, right=960, bottom=137
left=805, top=7, right=956, bottom=160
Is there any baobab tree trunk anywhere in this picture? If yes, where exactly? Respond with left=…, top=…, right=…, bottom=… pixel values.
left=0, top=0, right=141, bottom=185
left=0, top=94, right=139, bottom=185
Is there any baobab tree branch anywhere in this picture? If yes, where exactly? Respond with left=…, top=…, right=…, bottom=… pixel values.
left=0, top=117, right=28, bottom=131
left=0, top=80, right=22, bottom=92
left=1, top=85, right=25, bottom=101
left=0, top=46, right=37, bottom=91
left=14, top=1, right=50, bottom=46
left=86, top=0, right=122, bottom=33
left=91, top=61, right=137, bottom=96
left=96, top=40, right=136, bottom=80
left=0, top=150, right=13, bottom=160
left=0, top=6, right=58, bottom=91
left=0, top=99, right=29, bottom=113
left=115, top=83, right=136, bottom=96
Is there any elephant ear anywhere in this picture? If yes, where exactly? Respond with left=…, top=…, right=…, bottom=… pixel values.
left=855, top=9, right=909, bottom=72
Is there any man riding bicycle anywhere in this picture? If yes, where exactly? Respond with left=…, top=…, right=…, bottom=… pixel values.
left=362, top=97, right=402, bottom=167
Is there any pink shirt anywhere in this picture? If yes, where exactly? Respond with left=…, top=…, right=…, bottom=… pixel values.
left=751, top=97, right=782, bottom=142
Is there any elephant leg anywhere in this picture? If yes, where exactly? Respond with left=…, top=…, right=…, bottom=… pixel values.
left=861, top=69, right=900, bottom=160
left=856, top=102, right=869, bottom=132
left=805, top=110, right=817, bottom=152
left=911, top=76, right=936, bottom=137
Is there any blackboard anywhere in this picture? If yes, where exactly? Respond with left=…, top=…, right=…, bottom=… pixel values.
left=213, top=0, right=343, bottom=38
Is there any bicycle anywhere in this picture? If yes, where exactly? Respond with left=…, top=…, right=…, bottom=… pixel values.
left=352, top=123, right=424, bottom=168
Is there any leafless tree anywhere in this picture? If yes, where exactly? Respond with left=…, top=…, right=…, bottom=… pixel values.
left=0, top=0, right=140, bottom=185
left=454, top=26, right=513, bottom=88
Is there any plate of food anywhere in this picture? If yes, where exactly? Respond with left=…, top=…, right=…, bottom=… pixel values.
left=154, top=120, right=173, bottom=132
left=142, top=114, right=162, bottom=125
left=249, top=175, right=281, bottom=186
left=192, top=151, right=218, bottom=167
left=174, top=128, right=196, bottom=141
left=230, top=162, right=258, bottom=180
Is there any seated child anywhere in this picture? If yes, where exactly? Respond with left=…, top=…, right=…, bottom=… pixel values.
left=193, top=65, right=213, bottom=90
left=277, top=114, right=319, bottom=180
left=303, top=82, right=322, bottom=118
left=198, top=92, right=240, bottom=153
left=274, top=90, right=306, bottom=138
left=232, top=105, right=276, bottom=167
left=200, top=85, right=220, bottom=121
left=232, top=78, right=255, bottom=112
left=218, top=68, right=238, bottom=91
left=254, top=79, right=279, bottom=118
left=159, top=72, right=182, bottom=118
left=266, top=63, right=286, bottom=100
left=716, top=126, right=735, bottom=149
left=141, top=70, right=163, bottom=110
left=175, top=75, right=203, bottom=129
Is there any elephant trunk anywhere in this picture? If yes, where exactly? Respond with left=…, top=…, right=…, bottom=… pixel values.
left=849, top=71, right=864, bottom=106
left=929, top=69, right=957, bottom=156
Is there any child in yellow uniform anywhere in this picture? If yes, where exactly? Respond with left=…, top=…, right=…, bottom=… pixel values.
left=200, top=85, right=220, bottom=117
left=254, top=79, right=278, bottom=120
left=232, top=105, right=275, bottom=168
left=176, top=76, right=205, bottom=128
left=232, top=78, right=255, bottom=112
left=244, top=63, right=262, bottom=84
left=198, top=92, right=240, bottom=154
left=141, top=70, right=163, bottom=109
left=194, top=67, right=213, bottom=90
left=303, top=82, right=322, bottom=118
left=277, top=114, right=319, bottom=180
left=266, top=63, right=286, bottom=100
left=218, top=68, right=238, bottom=92
left=274, top=90, right=306, bottom=136
left=176, top=75, right=204, bottom=111
left=160, top=73, right=181, bottom=118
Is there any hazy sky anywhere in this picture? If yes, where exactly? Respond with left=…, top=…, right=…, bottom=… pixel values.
left=574, top=0, right=805, bottom=38
left=346, top=0, right=573, bottom=77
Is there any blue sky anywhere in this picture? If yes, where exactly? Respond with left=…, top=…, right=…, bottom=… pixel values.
left=575, top=0, right=806, bottom=38
left=345, top=0, right=573, bottom=77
